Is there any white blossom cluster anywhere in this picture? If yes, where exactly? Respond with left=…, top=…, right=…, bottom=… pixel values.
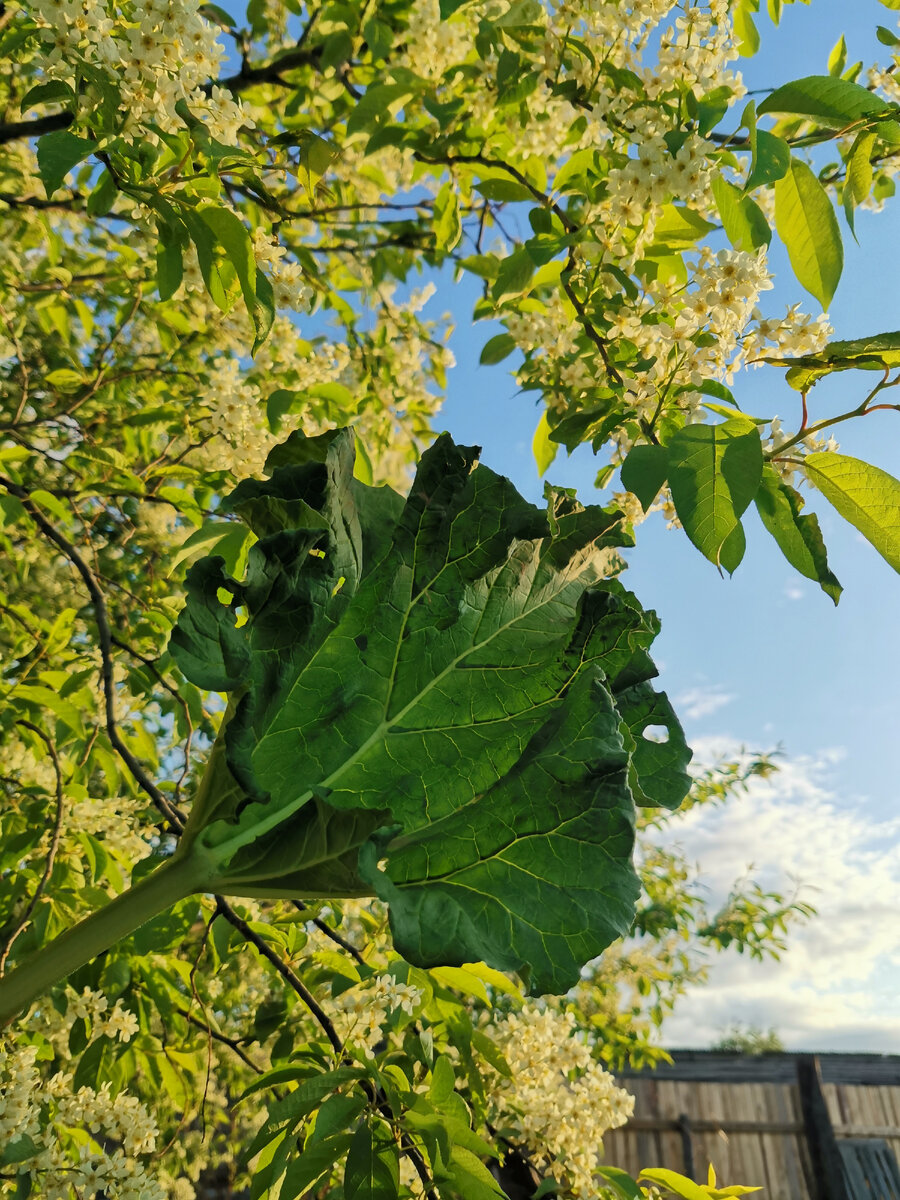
left=483, top=1005, right=634, bottom=1199
left=27, top=0, right=248, bottom=144
left=252, top=230, right=315, bottom=312
left=202, top=357, right=279, bottom=480
left=0, top=1037, right=166, bottom=1200
left=331, top=974, right=422, bottom=1057
left=27, top=986, right=141, bottom=1049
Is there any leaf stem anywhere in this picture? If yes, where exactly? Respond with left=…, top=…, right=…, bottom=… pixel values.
left=0, top=852, right=201, bottom=1028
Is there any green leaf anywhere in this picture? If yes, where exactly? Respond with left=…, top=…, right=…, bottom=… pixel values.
left=169, top=430, right=689, bottom=995
left=647, top=205, right=717, bottom=251
left=667, top=420, right=763, bottom=573
left=638, top=1167, right=708, bottom=1200
left=167, top=518, right=252, bottom=577
left=36, top=129, right=94, bottom=198
left=86, top=169, right=117, bottom=218
left=491, top=249, right=535, bottom=303
left=758, top=75, right=891, bottom=126
left=266, top=1068, right=363, bottom=1127
left=479, top=333, right=517, bottom=365
left=156, top=235, right=184, bottom=302
left=532, top=411, right=558, bottom=476
left=280, top=1134, right=355, bottom=1199
left=597, top=1165, right=644, bottom=1200
left=20, top=80, right=74, bottom=111
left=184, top=211, right=232, bottom=310
left=774, top=159, right=843, bottom=308
left=804, top=452, right=900, bottom=573
left=712, top=175, right=771, bottom=250
left=446, top=1145, right=506, bottom=1200
left=343, top=1120, right=399, bottom=1200
left=732, top=0, right=760, bottom=56
left=754, top=466, right=842, bottom=603
left=1, top=1135, right=39, bottom=1165
left=843, top=129, right=876, bottom=235
left=745, top=128, right=791, bottom=191
left=620, top=444, right=668, bottom=512
left=433, top=182, right=462, bottom=252
left=199, top=206, right=273, bottom=352
left=827, top=34, right=847, bottom=76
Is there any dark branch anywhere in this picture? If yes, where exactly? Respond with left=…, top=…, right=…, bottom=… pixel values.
left=0, top=111, right=73, bottom=145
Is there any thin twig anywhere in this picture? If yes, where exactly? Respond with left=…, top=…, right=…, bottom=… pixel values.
left=0, top=722, right=66, bottom=976
left=0, top=475, right=182, bottom=830
left=292, top=901, right=366, bottom=966
left=174, top=1004, right=263, bottom=1073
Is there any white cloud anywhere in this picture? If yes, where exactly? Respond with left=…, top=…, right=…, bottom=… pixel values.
left=651, top=740, right=900, bottom=1052
left=784, top=582, right=805, bottom=601
left=674, top=686, right=735, bottom=721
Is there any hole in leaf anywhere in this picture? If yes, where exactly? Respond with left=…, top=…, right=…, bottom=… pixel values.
left=642, top=724, right=669, bottom=744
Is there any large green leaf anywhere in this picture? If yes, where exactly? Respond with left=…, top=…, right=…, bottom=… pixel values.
left=755, top=466, right=842, bottom=603
left=804, top=452, right=900, bottom=573
left=758, top=75, right=892, bottom=127
left=667, top=420, right=763, bottom=573
left=170, top=430, right=690, bottom=993
left=774, top=160, right=843, bottom=309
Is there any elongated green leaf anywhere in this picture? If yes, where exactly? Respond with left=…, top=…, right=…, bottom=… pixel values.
left=712, top=175, right=771, bottom=251
left=199, top=206, right=274, bottom=352
left=36, top=129, right=94, bottom=197
left=156, top=236, right=184, bottom=301
left=755, top=466, right=842, bottom=603
left=597, top=1165, right=644, bottom=1200
left=732, top=0, right=760, bottom=56
left=620, top=443, right=668, bottom=512
left=532, top=411, right=558, bottom=476
left=170, top=430, right=690, bottom=994
left=344, top=1121, right=399, bottom=1200
left=774, top=160, right=843, bottom=308
left=843, top=130, right=876, bottom=236
left=758, top=75, right=892, bottom=126
left=479, top=333, right=516, bottom=365
left=743, top=102, right=790, bottom=190
left=667, top=420, right=763, bottom=573
left=280, top=1134, right=355, bottom=1199
left=804, top=452, right=900, bottom=572
left=638, top=1168, right=709, bottom=1199
left=433, top=181, right=462, bottom=251
left=446, top=1145, right=506, bottom=1200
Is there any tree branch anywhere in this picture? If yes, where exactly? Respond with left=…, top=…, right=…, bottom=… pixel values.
left=214, top=897, right=344, bottom=1055
left=0, top=111, right=73, bottom=145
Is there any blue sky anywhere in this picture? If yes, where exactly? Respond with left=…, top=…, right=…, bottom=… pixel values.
left=431, top=2, right=900, bottom=1049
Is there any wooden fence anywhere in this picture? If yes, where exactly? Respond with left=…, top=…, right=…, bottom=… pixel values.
left=602, top=1051, right=900, bottom=1199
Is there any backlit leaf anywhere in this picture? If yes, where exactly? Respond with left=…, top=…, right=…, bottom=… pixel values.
left=758, top=75, right=892, bottom=126
left=667, top=420, right=763, bottom=573
left=754, top=465, right=841, bottom=603
left=774, top=159, right=843, bottom=308
left=804, top=452, right=900, bottom=573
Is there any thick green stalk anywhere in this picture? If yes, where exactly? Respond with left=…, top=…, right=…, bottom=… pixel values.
left=0, top=851, right=202, bottom=1028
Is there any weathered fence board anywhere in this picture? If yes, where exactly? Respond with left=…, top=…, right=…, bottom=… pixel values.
left=602, top=1051, right=900, bottom=1198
